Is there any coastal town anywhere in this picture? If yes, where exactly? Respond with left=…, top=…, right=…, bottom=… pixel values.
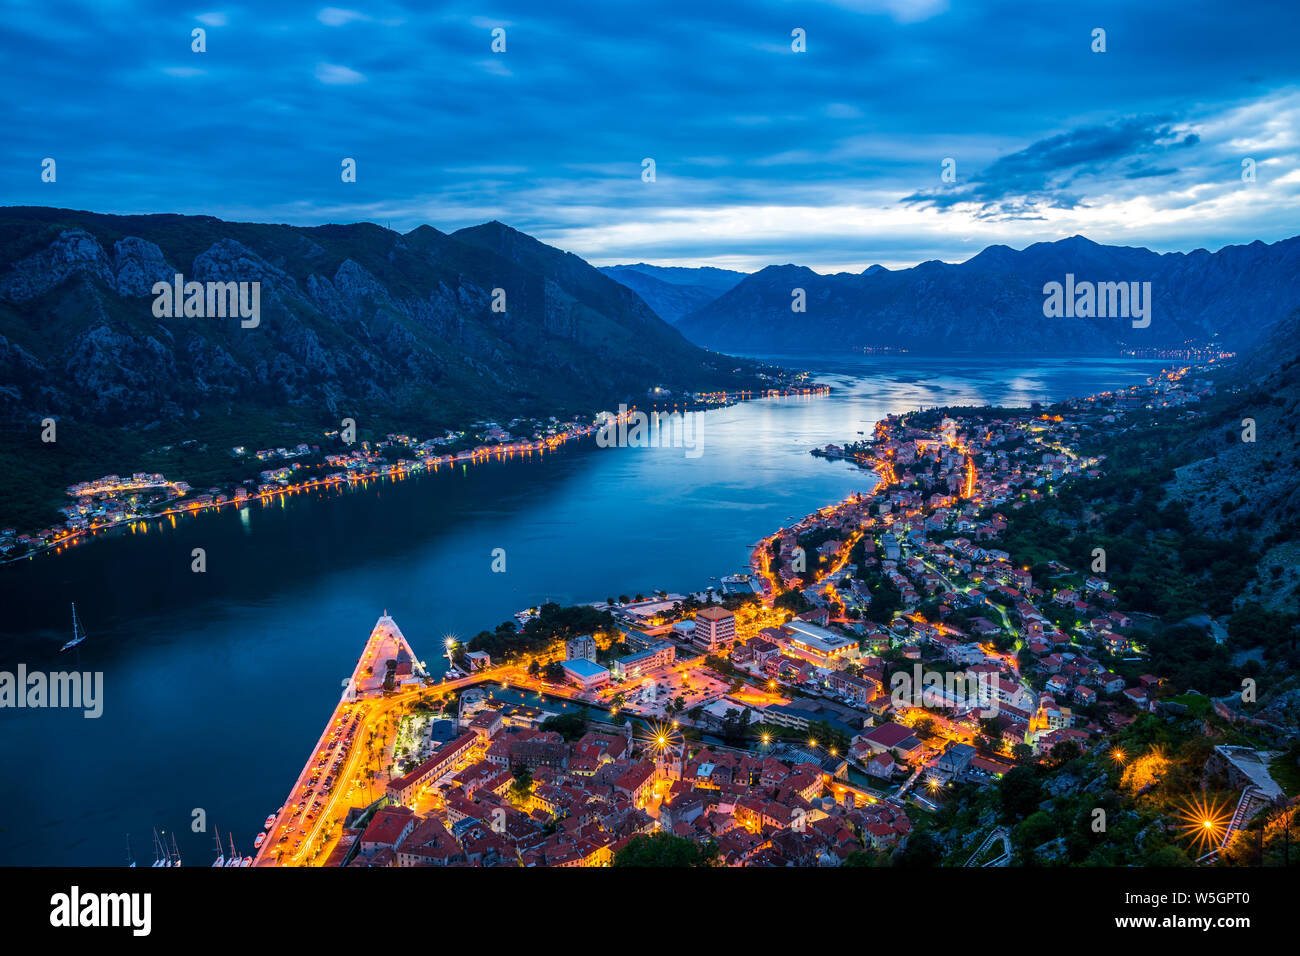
left=246, top=362, right=1291, bottom=868
left=0, top=382, right=828, bottom=563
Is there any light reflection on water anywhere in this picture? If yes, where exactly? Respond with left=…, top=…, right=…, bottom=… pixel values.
left=0, top=353, right=1169, bottom=864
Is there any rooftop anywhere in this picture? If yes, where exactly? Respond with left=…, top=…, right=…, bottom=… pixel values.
left=562, top=658, right=611, bottom=678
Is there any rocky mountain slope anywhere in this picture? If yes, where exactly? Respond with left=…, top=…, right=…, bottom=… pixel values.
left=0, top=208, right=764, bottom=431
left=677, top=235, right=1300, bottom=353
left=1167, top=306, right=1300, bottom=612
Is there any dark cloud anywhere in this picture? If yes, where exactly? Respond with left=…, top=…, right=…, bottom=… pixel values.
left=0, top=0, right=1296, bottom=264
left=902, top=118, right=1204, bottom=217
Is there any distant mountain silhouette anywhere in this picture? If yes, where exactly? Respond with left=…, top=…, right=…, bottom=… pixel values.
left=676, top=235, right=1300, bottom=353
left=599, top=263, right=747, bottom=324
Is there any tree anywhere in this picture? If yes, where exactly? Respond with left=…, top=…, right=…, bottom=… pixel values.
left=613, top=832, right=707, bottom=867
left=539, top=713, right=588, bottom=741
left=1048, top=741, right=1082, bottom=768
left=894, top=830, right=940, bottom=867
left=508, top=765, right=534, bottom=806
left=845, top=847, right=892, bottom=867
left=1015, top=810, right=1056, bottom=851
left=542, top=661, right=565, bottom=684
left=999, top=765, right=1042, bottom=822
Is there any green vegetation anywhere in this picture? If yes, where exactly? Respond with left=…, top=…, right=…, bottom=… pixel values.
left=613, top=832, right=717, bottom=867
left=1269, top=742, right=1300, bottom=798
left=0, top=207, right=802, bottom=537
left=993, top=395, right=1300, bottom=693
left=539, top=713, right=589, bottom=741
left=508, top=765, right=534, bottom=806
left=466, top=603, right=616, bottom=662
left=913, top=702, right=1300, bottom=867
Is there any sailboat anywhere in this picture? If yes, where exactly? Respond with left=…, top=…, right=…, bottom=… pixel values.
left=169, top=832, right=183, bottom=867
left=151, top=829, right=167, bottom=867
left=60, top=603, right=87, bottom=652
left=224, top=832, right=242, bottom=867
left=211, top=830, right=225, bottom=867
left=125, top=834, right=136, bottom=868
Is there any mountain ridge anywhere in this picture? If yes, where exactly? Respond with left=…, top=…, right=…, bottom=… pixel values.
left=0, top=206, right=771, bottom=431
left=598, top=263, right=746, bottom=324
left=676, top=234, right=1300, bottom=353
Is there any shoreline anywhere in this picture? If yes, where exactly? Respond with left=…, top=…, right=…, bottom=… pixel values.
left=1, top=385, right=832, bottom=569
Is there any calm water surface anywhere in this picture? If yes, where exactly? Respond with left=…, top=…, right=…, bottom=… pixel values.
left=0, top=354, right=1169, bottom=864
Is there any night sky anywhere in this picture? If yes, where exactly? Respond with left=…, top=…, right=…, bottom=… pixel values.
left=3, top=1, right=1297, bottom=271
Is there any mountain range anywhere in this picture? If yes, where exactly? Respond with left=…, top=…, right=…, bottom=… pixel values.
left=0, top=208, right=769, bottom=432
left=599, top=263, right=746, bottom=325
left=675, top=235, right=1300, bottom=353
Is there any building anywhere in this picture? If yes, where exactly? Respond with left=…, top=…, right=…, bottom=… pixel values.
left=865, top=751, right=896, bottom=779
left=857, top=722, right=924, bottom=762
left=781, top=620, right=860, bottom=668
left=561, top=657, right=612, bottom=691
left=386, top=732, right=478, bottom=805
left=614, top=762, right=657, bottom=808
left=467, top=710, right=504, bottom=744
left=935, top=742, right=976, bottom=777
left=826, top=669, right=880, bottom=706
left=611, top=642, right=675, bottom=680
left=991, top=675, right=1037, bottom=713
left=565, top=634, right=597, bottom=662
left=507, top=733, right=568, bottom=771
left=359, top=806, right=416, bottom=855
left=693, top=606, right=736, bottom=653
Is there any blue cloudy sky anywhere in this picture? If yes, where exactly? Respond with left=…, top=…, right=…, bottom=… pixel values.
left=2, top=0, right=1298, bottom=272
